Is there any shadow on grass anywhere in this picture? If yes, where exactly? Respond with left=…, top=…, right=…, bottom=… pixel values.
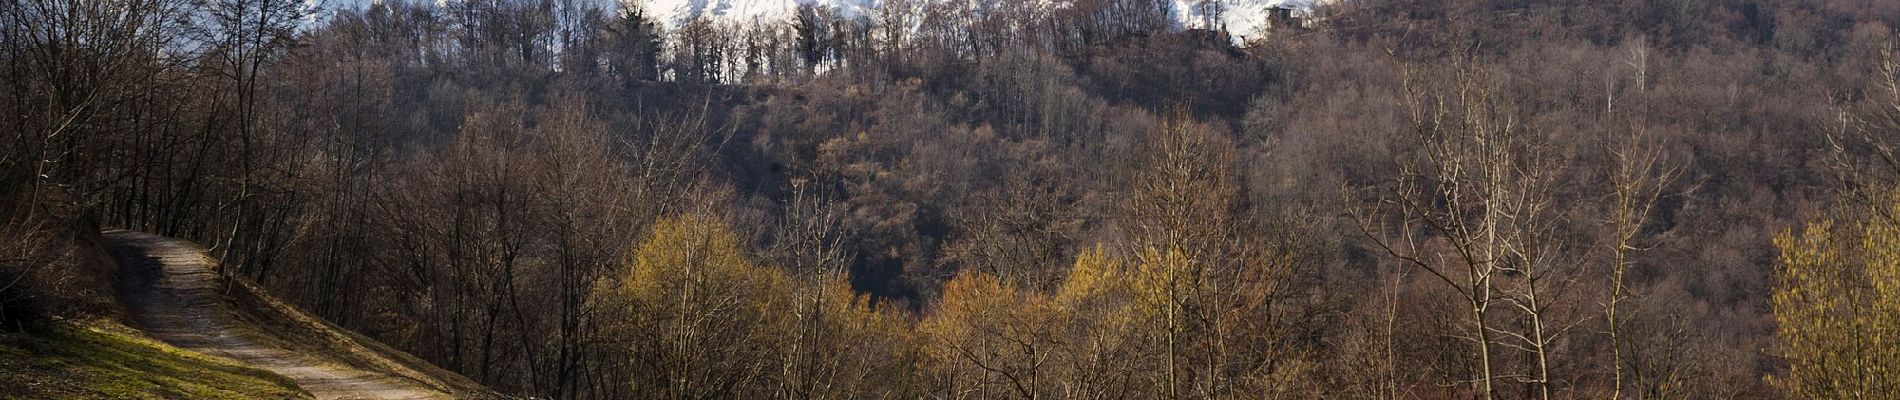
left=0, top=320, right=308, bottom=399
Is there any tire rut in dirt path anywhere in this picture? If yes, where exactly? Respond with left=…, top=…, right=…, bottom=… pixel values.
left=108, top=230, right=450, bottom=400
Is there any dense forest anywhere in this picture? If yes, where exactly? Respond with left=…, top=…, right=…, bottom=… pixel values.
left=9, top=0, right=1900, bottom=398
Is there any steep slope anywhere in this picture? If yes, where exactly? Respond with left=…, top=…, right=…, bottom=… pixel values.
left=107, top=230, right=495, bottom=400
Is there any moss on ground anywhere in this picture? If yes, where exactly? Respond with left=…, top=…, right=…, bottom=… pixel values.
left=0, top=319, right=308, bottom=399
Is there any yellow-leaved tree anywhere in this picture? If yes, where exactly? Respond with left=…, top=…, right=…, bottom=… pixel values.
left=1056, top=246, right=1128, bottom=310
left=591, top=214, right=792, bottom=399
left=593, top=213, right=921, bottom=399
left=778, top=271, right=919, bottom=400
left=1052, top=246, right=1152, bottom=400
left=1773, top=195, right=1900, bottom=398
left=923, top=270, right=1065, bottom=399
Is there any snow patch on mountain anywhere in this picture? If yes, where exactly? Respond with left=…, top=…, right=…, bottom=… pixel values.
left=1181, top=0, right=1314, bottom=40
left=641, top=0, right=870, bottom=29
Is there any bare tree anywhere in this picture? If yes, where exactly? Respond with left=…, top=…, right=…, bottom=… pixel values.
left=0, top=0, right=196, bottom=326
left=1352, top=59, right=1534, bottom=399
left=197, top=0, right=311, bottom=278
left=1600, top=129, right=1676, bottom=400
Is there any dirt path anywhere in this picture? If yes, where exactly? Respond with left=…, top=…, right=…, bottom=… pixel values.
left=108, top=230, right=450, bottom=400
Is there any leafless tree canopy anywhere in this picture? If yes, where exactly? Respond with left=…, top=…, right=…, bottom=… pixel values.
left=5, top=0, right=1899, bottom=398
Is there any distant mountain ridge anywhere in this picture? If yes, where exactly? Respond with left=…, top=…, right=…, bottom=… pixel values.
left=639, top=0, right=1310, bottom=42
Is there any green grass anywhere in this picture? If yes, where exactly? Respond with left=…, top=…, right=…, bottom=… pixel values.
left=0, top=320, right=309, bottom=399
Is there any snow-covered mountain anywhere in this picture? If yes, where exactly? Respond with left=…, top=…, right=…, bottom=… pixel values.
left=1169, top=0, right=1312, bottom=39
left=641, top=0, right=866, bottom=30
left=638, top=0, right=1310, bottom=42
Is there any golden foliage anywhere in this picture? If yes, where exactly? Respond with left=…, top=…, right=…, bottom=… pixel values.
left=924, top=271, right=1069, bottom=398
left=927, top=271, right=1062, bottom=358
left=1773, top=194, right=1900, bottom=398
left=592, top=214, right=791, bottom=398
left=620, top=214, right=772, bottom=303
left=590, top=212, right=1288, bottom=399
left=1130, top=246, right=1194, bottom=320
left=593, top=214, right=922, bottom=399
left=1056, top=246, right=1125, bottom=308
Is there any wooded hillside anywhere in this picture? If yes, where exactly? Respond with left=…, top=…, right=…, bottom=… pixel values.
left=7, top=0, right=1900, bottom=398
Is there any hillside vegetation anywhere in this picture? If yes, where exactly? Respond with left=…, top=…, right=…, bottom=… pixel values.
left=8, top=0, right=1900, bottom=398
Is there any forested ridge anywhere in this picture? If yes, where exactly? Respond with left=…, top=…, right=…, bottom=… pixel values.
left=7, top=0, right=1900, bottom=398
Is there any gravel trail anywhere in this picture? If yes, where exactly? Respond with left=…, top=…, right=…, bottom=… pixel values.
left=108, top=230, right=449, bottom=400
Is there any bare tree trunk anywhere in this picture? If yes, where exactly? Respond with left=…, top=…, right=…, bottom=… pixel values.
left=1604, top=133, right=1674, bottom=400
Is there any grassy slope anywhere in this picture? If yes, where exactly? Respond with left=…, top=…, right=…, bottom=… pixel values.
left=0, top=319, right=309, bottom=400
